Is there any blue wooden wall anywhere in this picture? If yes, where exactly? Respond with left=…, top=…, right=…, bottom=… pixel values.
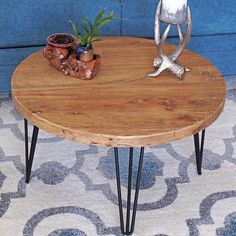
left=0, top=0, right=235, bottom=92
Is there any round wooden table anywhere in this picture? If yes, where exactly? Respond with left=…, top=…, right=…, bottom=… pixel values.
left=12, top=37, right=226, bottom=235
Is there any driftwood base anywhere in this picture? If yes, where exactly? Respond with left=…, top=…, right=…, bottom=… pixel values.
left=43, top=45, right=101, bottom=80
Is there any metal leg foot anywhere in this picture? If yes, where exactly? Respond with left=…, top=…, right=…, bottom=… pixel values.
left=114, top=147, right=144, bottom=235
left=194, top=129, right=205, bottom=175
left=24, top=119, right=39, bottom=183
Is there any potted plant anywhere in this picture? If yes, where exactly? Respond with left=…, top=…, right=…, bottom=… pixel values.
left=69, top=9, right=120, bottom=62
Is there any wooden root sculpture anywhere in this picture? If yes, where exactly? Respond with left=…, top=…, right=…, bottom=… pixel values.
left=43, top=45, right=101, bottom=80
left=148, top=2, right=192, bottom=79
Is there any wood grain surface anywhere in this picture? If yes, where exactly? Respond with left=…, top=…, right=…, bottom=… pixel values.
left=12, top=37, right=226, bottom=147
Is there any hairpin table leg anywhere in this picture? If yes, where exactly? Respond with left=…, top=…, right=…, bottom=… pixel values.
left=194, top=129, right=206, bottom=175
left=114, top=147, right=144, bottom=235
left=24, top=119, right=39, bottom=183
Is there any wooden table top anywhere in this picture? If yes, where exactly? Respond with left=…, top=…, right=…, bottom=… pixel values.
left=12, top=37, right=226, bottom=147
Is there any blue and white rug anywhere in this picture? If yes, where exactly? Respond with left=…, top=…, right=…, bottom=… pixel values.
left=0, top=79, right=236, bottom=236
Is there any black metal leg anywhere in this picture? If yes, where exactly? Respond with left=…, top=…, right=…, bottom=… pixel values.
left=114, top=147, right=144, bottom=235
left=194, top=129, right=205, bottom=175
left=24, top=119, right=39, bottom=183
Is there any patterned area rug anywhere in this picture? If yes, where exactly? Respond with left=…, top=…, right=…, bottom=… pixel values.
left=0, top=81, right=236, bottom=236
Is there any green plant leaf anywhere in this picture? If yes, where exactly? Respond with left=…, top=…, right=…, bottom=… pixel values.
left=96, top=11, right=122, bottom=29
left=80, top=16, right=93, bottom=31
left=111, top=17, right=125, bottom=20
left=80, top=23, right=90, bottom=36
left=94, top=8, right=106, bottom=26
left=80, top=35, right=87, bottom=46
left=98, top=17, right=113, bottom=28
left=87, top=32, right=95, bottom=45
left=69, top=20, right=81, bottom=37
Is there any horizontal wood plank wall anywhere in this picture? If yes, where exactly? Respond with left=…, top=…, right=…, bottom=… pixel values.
left=1, top=0, right=236, bottom=91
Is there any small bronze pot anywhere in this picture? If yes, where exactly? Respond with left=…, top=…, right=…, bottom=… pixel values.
left=77, top=44, right=94, bottom=62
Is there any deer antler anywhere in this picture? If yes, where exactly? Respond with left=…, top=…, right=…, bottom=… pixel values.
left=177, top=24, right=183, bottom=42
left=148, top=25, right=171, bottom=77
left=159, top=24, right=171, bottom=54
left=170, top=7, right=192, bottom=62
left=154, top=1, right=162, bottom=46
